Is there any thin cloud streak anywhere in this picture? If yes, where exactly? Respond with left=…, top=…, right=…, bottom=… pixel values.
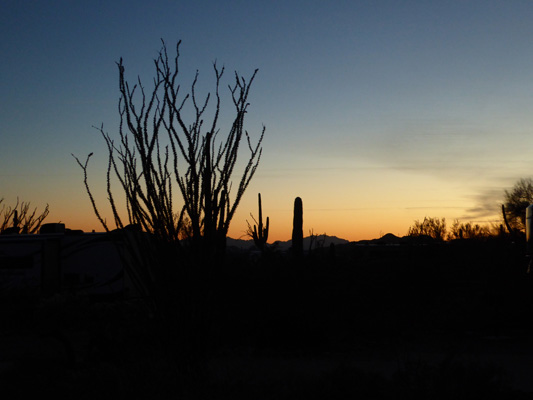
left=461, top=187, right=506, bottom=221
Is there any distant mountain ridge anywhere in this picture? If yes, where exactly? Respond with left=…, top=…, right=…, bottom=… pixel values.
left=226, top=234, right=350, bottom=252
left=357, top=232, right=437, bottom=245
left=226, top=232, right=432, bottom=252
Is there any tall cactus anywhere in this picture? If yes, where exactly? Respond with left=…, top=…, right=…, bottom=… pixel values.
left=292, top=197, right=303, bottom=258
left=251, top=193, right=269, bottom=251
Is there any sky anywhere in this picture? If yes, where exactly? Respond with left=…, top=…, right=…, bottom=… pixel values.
left=2, top=0, right=533, bottom=242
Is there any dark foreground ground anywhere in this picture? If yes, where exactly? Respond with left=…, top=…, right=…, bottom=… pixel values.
left=2, top=237, right=533, bottom=399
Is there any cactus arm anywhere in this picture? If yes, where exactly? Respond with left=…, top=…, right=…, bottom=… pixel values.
left=264, top=216, right=269, bottom=243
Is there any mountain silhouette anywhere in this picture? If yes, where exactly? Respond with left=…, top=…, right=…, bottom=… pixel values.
left=226, top=234, right=350, bottom=253
left=226, top=233, right=437, bottom=253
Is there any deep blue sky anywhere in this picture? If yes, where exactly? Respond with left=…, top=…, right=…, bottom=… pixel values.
left=2, top=1, right=533, bottom=240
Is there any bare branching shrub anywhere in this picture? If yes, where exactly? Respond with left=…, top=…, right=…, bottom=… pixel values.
left=407, top=217, right=447, bottom=241
left=447, top=219, right=491, bottom=240
left=0, top=198, right=49, bottom=234
left=74, top=40, right=264, bottom=257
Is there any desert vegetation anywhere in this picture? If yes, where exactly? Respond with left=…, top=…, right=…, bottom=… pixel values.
left=246, top=193, right=269, bottom=253
left=4, top=41, right=533, bottom=398
left=407, top=217, right=499, bottom=242
left=73, top=39, right=264, bottom=262
left=503, top=178, right=533, bottom=233
left=407, top=216, right=448, bottom=241
left=3, top=191, right=533, bottom=398
left=0, top=198, right=49, bottom=234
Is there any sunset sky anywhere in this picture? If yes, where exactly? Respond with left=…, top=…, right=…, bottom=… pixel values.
left=2, top=0, right=533, bottom=242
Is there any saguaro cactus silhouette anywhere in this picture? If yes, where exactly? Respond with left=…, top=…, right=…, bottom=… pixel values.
left=292, top=197, right=303, bottom=258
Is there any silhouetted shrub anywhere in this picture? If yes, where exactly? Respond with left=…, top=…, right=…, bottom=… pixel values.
left=0, top=197, right=49, bottom=234
left=407, top=217, right=447, bottom=241
left=447, top=219, right=492, bottom=240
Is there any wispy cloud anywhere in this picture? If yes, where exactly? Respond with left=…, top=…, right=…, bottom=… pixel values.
left=460, top=187, right=505, bottom=221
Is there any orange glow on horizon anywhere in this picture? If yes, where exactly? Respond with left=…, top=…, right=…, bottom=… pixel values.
left=39, top=166, right=503, bottom=244
left=56, top=206, right=502, bottom=243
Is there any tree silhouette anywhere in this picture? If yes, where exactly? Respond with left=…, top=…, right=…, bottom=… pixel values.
left=503, top=178, right=533, bottom=233
left=74, top=40, right=264, bottom=259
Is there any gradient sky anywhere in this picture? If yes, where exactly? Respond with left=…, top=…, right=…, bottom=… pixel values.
left=2, top=0, right=533, bottom=242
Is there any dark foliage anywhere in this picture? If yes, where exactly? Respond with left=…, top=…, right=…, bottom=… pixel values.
left=448, top=219, right=492, bottom=240
left=504, top=178, right=533, bottom=233
left=408, top=216, right=447, bottom=241
left=0, top=198, right=49, bottom=234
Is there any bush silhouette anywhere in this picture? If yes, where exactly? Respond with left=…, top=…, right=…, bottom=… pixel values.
left=407, top=216, right=446, bottom=241
left=0, top=197, right=49, bottom=234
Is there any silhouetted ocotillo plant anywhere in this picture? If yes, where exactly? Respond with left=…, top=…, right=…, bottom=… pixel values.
left=292, top=197, right=303, bottom=258
left=73, top=40, right=265, bottom=259
left=248, top=193, right=269, bottom=252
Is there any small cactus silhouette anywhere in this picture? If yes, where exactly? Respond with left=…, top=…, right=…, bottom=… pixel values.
left=251, top=193, right=269, bottom=251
